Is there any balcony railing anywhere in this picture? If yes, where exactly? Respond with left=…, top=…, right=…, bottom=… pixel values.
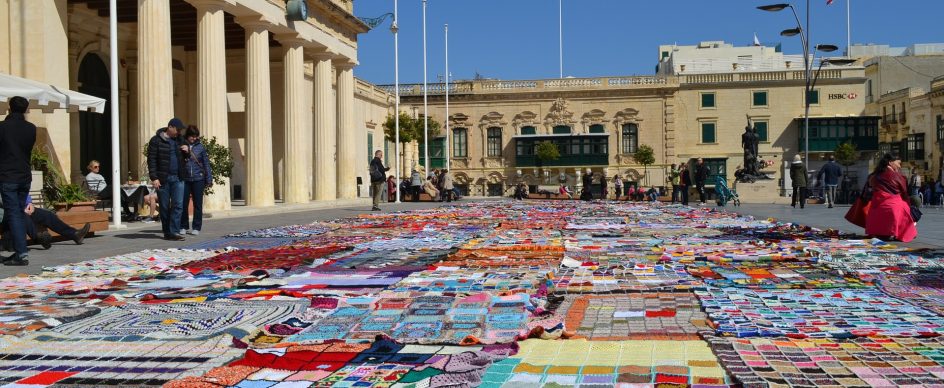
left=377, top=68, right=859, bottom=96
left=883, top=114, right=898, bottom=125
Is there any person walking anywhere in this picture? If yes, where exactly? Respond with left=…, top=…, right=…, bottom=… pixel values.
left=679, top=164, right=691, bottom=205
left=613, top=175, right=623, bottom=201
left=668, top=163, right=681, bottom=203
left=863, top=153, right=917, bottom=242
left=790, top=154, right=808, bottom=209
left=0, top=96, right=37, bottom=265
left=148, top=118, right=187, bottom=240
left=694, top=158, right=709, bottom=204
left=441, top=169, right=455, bottom=202
left=599, top=172, right=608, bottom=200
left=816, top=155, right=842, bottom=208
left=179, top=126, right=212, bottom=235
left=580, top=170, right=593, bottom=201
left=369, top=150, right=389, bottom=211
left=410, top=168, right=422, bottom=202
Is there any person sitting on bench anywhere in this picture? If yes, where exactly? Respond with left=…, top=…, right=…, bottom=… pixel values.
left=1, top=195, right=90, bottom=250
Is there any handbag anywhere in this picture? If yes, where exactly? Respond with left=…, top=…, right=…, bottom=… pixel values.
left=910, top=205, right=923, bottom=222
left=844, top=196, right=871, bottom=228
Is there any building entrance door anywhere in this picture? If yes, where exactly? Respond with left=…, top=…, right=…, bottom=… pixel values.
left=78, top=54, right=112, bottom=184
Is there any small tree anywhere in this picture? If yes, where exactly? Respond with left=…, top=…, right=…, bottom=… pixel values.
left=633, top=144, right=656, bottom=186
left=834, top=142, right=857, bottom=177
left=382, top=112, right=442, bottom=145
left=535, top=141, right=560, bottom=167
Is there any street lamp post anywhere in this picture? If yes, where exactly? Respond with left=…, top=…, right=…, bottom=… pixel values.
left=422, top=0, right=430, bottom=176
left=392, top=0, right=400, bottom=203
left=758, top=1, right=849, bottom=172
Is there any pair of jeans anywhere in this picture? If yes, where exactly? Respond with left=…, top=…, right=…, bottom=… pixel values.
left=0, top=182, right=30, bottom=257
left=792, top=186, right=808, bottom=208
left=181, top=180, right=206, bottom=231
left=671, top=185, right=680, bottom=203
left=825, top=184, right=837, bottom=206
left=27, top=208, right=76, bottom=240
left=156, top=176, right=184, bottom=237
left=680, top=185, right=689, bottom=205
left=696, top=183, right=706, bottom=203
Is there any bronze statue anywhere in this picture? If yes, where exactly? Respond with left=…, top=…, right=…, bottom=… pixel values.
left=739, top=115, right=768, bottom=182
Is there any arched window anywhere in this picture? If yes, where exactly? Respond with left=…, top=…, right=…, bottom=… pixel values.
left=589, top=124, right=605, bottom=134
left=520, top=126, right=536, bottom=135
left=552, top=125, right=571, bottom=134
left=487, top=127, right=502, bottom=157
left=621, top=123, right=638, bottom=153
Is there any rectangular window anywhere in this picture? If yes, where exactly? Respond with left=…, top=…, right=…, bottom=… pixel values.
left=907, top=133, right=926, bottom=161
left=704, top=158, right=727, bottom=182
left=752, top=91, right=768, bottom=107
left=367, top=132, right=373, bottom=164
left=754, top=121, right=768, bottom=142
left=937, top=115, right=944, bottom=142
left=487, top=128, right=502, bottom=157
left=453, top=128, right=468, bottom=157
left=701, top=92, right=716, bottom=108
left=520, top=126, right=536, bottom=135
left=701, top=122, right=716, bottom=143
left=552, top=125, right=571, bottom=134
left=621, top=124, right=638, bottom=153
left=589, top=124, right=605, bottom=134
left=807, top=89, right=819, bottom=105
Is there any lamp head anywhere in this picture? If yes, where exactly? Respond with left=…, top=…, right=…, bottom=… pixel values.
left=824, top=58, right=857, bottom=66
left=758, top=3, right=791, bottom=11
left=780, top=28, right=802, bottom=37
left=390, top=21, right=399, bottom=34
left=816, top=44, right=839, bottom=53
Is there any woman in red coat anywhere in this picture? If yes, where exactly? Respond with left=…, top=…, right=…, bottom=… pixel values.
left=865, top=153, right=917, bottom=242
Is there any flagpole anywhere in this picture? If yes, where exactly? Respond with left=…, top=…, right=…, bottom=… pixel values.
left=422, top=0, right=430, bottom=176
left=558, top=0, right=563, bottom=79
left=847, top=0, right=851, bottom=54
left=393, top=0, right=401, bottom=203
left=444, top=23, right=450, bottom=172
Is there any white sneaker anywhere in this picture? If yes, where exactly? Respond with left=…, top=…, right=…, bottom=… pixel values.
left=190, top=230, right=200, bottom=235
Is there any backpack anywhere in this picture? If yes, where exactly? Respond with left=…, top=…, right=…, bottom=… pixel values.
left=369, top=163, right=384, bottom=182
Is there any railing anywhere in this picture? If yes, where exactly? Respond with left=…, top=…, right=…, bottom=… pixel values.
left=883, top=114, right=898, bottom=125
left=378, top=68, right=857, bottom=96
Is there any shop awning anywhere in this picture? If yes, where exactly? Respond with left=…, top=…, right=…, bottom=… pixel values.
left=0, top=72, right=106, bottom=114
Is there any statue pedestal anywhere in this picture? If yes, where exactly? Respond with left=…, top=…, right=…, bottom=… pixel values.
left=733, top=179, right=789, bottom=204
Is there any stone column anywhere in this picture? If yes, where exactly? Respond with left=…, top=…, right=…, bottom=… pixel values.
left=280, top=38, right=309, bottom=203
left=312, top=51, right=337, bottom=201
left=137, top=0, right=174, bottom=176
left=239, top=18, right=275, bottom=207
left=335, top=60, right=356, bottom=199
left=195, top=0, right=231, bottom=210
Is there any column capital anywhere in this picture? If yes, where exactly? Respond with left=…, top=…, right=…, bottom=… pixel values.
left=307, top=48, right=337, bottom=61
left=234, top=15, right=270, bottom=31
left=188, top=0, right=232, bottom=12
left=332, top=58, right=358, bottom=69
left=273, top=33, right=307, bottom=48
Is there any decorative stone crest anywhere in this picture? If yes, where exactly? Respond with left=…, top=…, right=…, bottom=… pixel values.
left=581, top=109, right=609, bottom=133
left=613, top=108, right=643, bottom=126
left=544, top=97, right=577, bottom=128
left=513, top=111, right=539, bottom=134
left=449, top=112, right=473, bottom=128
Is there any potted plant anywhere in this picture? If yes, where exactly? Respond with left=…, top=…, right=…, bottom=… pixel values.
left=53, top=183, right=96, bottom=212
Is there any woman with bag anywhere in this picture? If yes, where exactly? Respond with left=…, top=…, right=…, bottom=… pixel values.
left=179, top=125, right=212, bottom=235
left=861, top=153, right=917, bottom=242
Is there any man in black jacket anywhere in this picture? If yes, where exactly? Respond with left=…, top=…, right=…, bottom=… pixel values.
left=694, top=158, right=709, bottom=205
left=369, top=150, right=389, bottom=211
left=147, top=118, right=187, bottom=240
left=816, top=155, right=843, bottom=208
left=0, top=96, right=37, bottom=265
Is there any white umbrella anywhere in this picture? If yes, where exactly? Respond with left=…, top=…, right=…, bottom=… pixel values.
left=0, top=72, right=106, bottom=114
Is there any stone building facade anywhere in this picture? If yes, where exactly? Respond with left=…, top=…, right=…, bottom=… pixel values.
left=390, top=66, right=871, bottom=197
left=1, top=0, right=392, bottom=210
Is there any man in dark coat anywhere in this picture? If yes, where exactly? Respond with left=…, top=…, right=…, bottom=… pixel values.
left=369, top=150, right=389, bottom=211
left=817, top=155, right=843, bottom=208
left=580, top=170, right=594, bottom=201
left=0, top=96, right=37, bottom=265
left=147, top=118, right=187, bottom=240
left=694, top=158, right=709, bottom=204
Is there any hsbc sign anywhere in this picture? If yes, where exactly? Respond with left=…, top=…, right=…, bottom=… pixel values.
left=828, top=93, right=858, bottom=100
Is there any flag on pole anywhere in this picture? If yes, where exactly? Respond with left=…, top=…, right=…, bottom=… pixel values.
left=826, top=0, right=835, bottom=4
left=753, top=33, right=761, bottom=46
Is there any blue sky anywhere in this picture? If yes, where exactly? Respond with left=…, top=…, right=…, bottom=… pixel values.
left=351, top=0, right=944, bottom=85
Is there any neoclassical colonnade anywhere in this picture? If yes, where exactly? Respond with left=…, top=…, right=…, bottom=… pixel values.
left=135, top=0, right=363, bottom=210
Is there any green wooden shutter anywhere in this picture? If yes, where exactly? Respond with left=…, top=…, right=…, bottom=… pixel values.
left=701, top=122, right=716, bottom=143
left=754, top=121, right=768, bottom=142
left=701, top=93, right=716, bottom=108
